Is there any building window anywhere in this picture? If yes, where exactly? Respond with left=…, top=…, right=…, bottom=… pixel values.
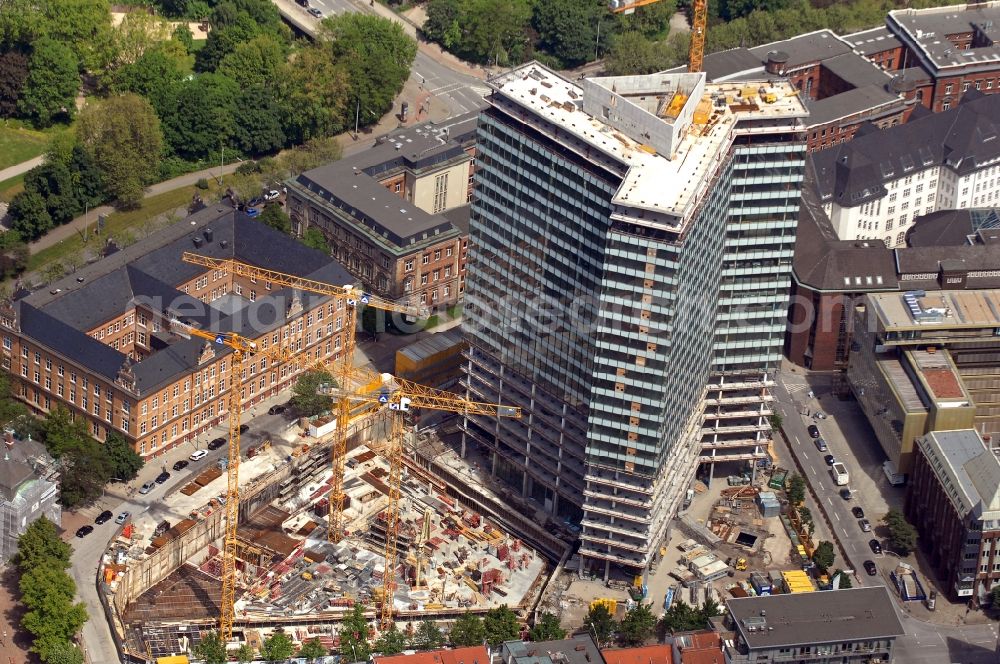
left=422, top=254, right=430, bottom=265
left=249, top=290, right=257, bottom=302
left=976, top=80, right=982, bottom=90
left=434, top=249, right=441, bottom=261
left=432, top=173, right=448, bottom=213
left=1, top=337, right=9, bottom=350
left=943, top=101, right=951, bottom=110
left=394, top=182, right=401, bottom=193
left=421, top=274, right=428, bottom=285
left=433, top=270, right=440, bottom=282
left=405, top=259, right=414, bottom=272
left=989, top=80, right=995, bottom=90
left=946, top=83, right=953, bottom=94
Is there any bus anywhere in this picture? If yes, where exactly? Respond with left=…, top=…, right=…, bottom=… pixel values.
left=831, top=462, right=849, bottom=486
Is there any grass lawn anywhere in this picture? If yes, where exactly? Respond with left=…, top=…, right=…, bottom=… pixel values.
left=424, top=303, right=463, bottom=329
left=27, top=179, right=229, bottom=273
left=0, top=173, right=25, bottom=203
left=0, top=122, right=54, bottom=171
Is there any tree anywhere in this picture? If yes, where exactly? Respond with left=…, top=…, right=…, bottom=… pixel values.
left=291, top=369, right=334, bottom=417
left=339, top=604, right=371, bottom=662
left=449, top=613, right=485, bottom=647
left=412, top=620, right=444, bottom=650
left=110, top=45, right=187, bottom=116
left=883, top=508, right=918, bottom=556
left=833, top=569, right=853, bottom=589
left=990, top=584, right=1000, bottom=608
left=161, top=72, right=239, bottom=160
left=104, top=431, right=144, bottom=481
left=77, top=94, right=163, bottom=207
left=40, top=407, right=89, bottom=459
left=323, top=14, right=417, bottom=122
left=374, top=626, right=407, bottom=655
left=40, top=0, right=114, bottom=73
left=18, top=38, right=79, bottom=128
left=787, top=473, right=805, bottom=506
left=483, top=605, right=520, bottom=646
left=22, top=600, right=87, bottom=662
left=19, top=565, right=77, bottom=608
left=278, top=44, right=349, bottom=143
left=108, top=11, right=172, bottom=71
left=43, top=642, right=85, bottom=664
left=194, top=631, right=228, bottom=664
left=260, top=630, right=296, bottom=661
left=298, top=637, right=328, bottom=662
left=16, top=517, right=71, bottom=572
left=657, top=601, right=706, bottom=636
left=619, top=603, right=656, bottom=646
left=236, top=643, right=255, bottom=663
left=0, top=231, right=29, bottom=280
left=195, top=0, right=289, bottom=73
left=797, top=506, right=814, bottom=536
left=260, top=205, right=291, bottom=234
left=8, top=190, right=53, bottom=241
left=583, top=603, right=615, bottom=646
left=533, top=0, right=608, bottom=68
left=0, top=46, right=30, bottom=117
left=59, top=435, right=113, bottom=508
left=280, top=136, right=343, bottom=177
left=301, top=227, right=329, bottom=253
left=528, top=612, right=565, bottom=642
left=233, top=90, right=287, bottom=156
left=812, top=540, right=836, bottom=572
left=218, top=33, right=287, bottom=90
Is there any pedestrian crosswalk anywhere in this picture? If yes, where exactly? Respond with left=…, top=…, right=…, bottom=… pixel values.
left=470, top=85, right=491, bottom=97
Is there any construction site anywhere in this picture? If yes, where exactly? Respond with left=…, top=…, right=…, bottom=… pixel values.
left=104, top=414, right=551, bottom=658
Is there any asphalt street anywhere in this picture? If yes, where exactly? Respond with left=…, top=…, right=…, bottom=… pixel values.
left=772, top=370, right=1000, bottom=663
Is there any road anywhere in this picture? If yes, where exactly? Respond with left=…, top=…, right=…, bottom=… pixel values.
left=771, top=368, right=999, bottom=663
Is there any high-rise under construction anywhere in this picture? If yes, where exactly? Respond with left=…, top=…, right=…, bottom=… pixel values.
left=461, top=62, right=807, bottom=580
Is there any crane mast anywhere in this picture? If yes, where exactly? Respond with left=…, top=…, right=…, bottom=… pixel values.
left=688, top=0, right=707, bottom=74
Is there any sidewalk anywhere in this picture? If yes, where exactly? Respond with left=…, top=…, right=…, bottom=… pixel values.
left=0, top=155, right=43, bottom=184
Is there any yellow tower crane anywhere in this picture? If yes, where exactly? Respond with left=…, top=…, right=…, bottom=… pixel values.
left=320, top=369, right=520, bottom=630
left=688, top=0, right=708, bottom=74
left=167, top=322, right=298, bottom=643
left=180, top=252, right=425, bottom=546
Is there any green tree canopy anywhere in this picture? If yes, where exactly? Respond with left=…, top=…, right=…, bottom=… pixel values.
left=528, top=612, right=565, bottom=641
left=619, top=603, right=656, bottom=646
left=40, top=0, right=113, bottom=73
left=194, top=631, right=228, bottom=664
left=483, top=605, right=520, bottom=646
left=109, top=45, right=187, bottom=116
left=16, top=517, right=71, bottom=571
left=260, top=630, right=296, bottom=661
left=301, top=227, right=329, bottom=253
left=374, top=626, right=407, bottom=655
left=104, top=431, right=144, bottom=481
left=18, top=37, right=79, bottom=128
left=339, top=604, right=372, bottom=662
left=291, top=369, right=334, bottom=417
left=195, top=0, right=288, bottom=72
left=298, top=637, right=328, bottom=662
left=8, top=189, right=53, bottom=240
left=0, top=46, right=30, bottom=117
left=787, top=473, right=806, bottom=506
left=233, top=89, right=286, bottom=156
left=412, top=620, right=445, bottom=650
left=532, top=0, right=608, bottom=68
left=19, top=565, right=77, bottom=608
left=161, top=72, right=239, bottom=160
left=812, top=540, right=836, bottom=572
left=450, top=613, right=485, bottom=646
left=77, top=93, right=163, bottom=207
left=259, top=204, right=291, bottom=235
left=43, top=642, right=85, bottom=664
left=584, top=603, right=615, bottom=646
left=277, top=43, right=349, bottom=144
left=218, top=33, right=287, bottom=90
left=884, top=508, right=918, bottom=556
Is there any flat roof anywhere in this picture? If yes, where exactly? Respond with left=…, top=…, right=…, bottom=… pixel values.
left=889, top=2, right=1000, bottom=70
left=488, top=62, right=807, bottom=232
left=919, top=429, right=1000, bottom=520
left=727, top=587, right=904, bottom=649
left=747, top=29, right=854, bottom=69
left=843, top=26, right=904, bottom=56
left=910, top=349, right=966, bottom=400
left=870, top=288, right=1000, bottom=329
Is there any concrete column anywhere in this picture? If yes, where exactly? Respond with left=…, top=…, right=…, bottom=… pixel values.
left=522, top=471, right=530, bottom=499
left=490, top=450, right=498, bottom=478
left=604, top=558, right=611, bottom=583
left=707, top=458, right=716, bottom=484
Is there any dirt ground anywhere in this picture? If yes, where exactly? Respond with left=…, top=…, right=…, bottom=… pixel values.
left=0, top=565, right=38, bottom=663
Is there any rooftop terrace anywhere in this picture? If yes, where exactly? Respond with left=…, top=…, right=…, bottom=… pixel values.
left=870, top=288, right=1000, bottom=329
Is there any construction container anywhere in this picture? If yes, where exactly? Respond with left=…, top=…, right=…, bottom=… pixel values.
left=756, top=490, right=781, bottom=518
left=749, top=572, right=772, bottom=596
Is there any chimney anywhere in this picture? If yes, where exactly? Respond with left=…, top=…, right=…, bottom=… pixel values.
left=203, top=228, right=214, bottom=243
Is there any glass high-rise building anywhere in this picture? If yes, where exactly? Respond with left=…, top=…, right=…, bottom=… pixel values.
left=461, top=63, right=807, bottom=579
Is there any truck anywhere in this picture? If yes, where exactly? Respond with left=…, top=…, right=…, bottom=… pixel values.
left=883, top=460, right=906, bottom=486
left=831, top=462, right=849, bottom=486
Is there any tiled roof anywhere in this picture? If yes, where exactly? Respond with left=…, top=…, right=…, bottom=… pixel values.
left=602, top=645, right=673, bottom=664
left=375, top=646, right=490, bottom=664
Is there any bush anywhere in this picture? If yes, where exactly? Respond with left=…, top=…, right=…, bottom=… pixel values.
left=196, top=177, right=209, bottom=190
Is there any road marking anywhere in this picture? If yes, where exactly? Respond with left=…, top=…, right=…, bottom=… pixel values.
left=801, top=451, right=809, bottom=460
left=809, top=466, right=817, bottom=476
left=833, top=511, right=840, bottom=521
left=470, top=85, right=491, bottom=96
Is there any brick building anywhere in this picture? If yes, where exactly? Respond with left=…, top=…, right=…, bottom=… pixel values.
left=680, top=30, right=910, bottom=152
left=0, top=205, right=353, bottom=458
left=286, top=113, right=479, bottom=310
left=907, top=429, right=1000, bottom=602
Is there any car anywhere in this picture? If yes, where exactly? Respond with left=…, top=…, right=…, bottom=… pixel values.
left=245, top=206, right=260, bottom=218
left=263, top=190, right=280, bottom=202
left=116, top=512, right=130, bottom=525
left=814, top=437, right=827, bottom=452
left=839, top=487, right=852, bottom=500
left=869, top=539, right=882, bottom=554
left=859, top=519, right=872, bottom=532
left=295, top=0, right=308, bottom=6
left=824, top=454, right=836, bottom=465
left=208, top=437, right=226, bottom=451
left=155, top=471, right=171, bottom=485
left=863, top=560, right=878, bottom=576
left=95, top=510, right=113, bottom=525
left=247, top=197, right=263, bottom=208
left=852, top=506, right=865, bottom=519
left=814, top=411, right=827, bottom=419
left=807, top=424, right=820, bottom=439
left=189, top=449, right=209, bottom=461
left=139, top=481, right=156, bottom=495
left=172, top=459, right=189, bottom=472
left=308, top=7, right=323, bottom=17
left=75, top=525, right=93, bottom=538
left=268, top=404, right=286, bottom=415
left=239, top=424, right=250, bottom=434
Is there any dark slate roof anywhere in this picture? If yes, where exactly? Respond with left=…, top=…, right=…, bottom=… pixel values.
left=806, top=85, right=900, bottom=125
left=17, top=205, right=354, bottom=396
left=0, top=454, right=35, bottom=501
left=843, top=26, right=903, bottom=56
left=702, top=48, right=761, bottom=81
left=441, top=204, right=471, bottom=235
left=812, top=90, right=1000, bottom=206
left=907, top=209, right=978, bottom=247
left=822, top=52, right=893, bottom=88
left=728, top=587, right=904, bottom=649
left=747, top=29, right=853, bottom=68
left=896, top=244, right=1000, bottom=275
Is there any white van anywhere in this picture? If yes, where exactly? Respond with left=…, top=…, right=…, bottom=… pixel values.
left=189, top=449, right=209, bottom=461
left=831, top=462, right=850, bottom=486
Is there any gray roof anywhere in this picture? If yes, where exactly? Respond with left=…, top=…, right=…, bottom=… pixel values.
left=500, top=634, right=603, bottom=664
left=821, top=52, right=894, bottom=88
left=842, top=26, right=903, bottom=56
left=806, top=84, right=901, bottom=125
left=908, top=208, right=1000, bottom=246
left=918, top=430, right=1000, bottom=520
left=727, top=587, right=904, bottom=649
left=441, top=204, right=471, bottom=235
left=895, top=243, right=1000, bottom=276
left=293, top=112, right=479, bottom=248
left=0, top=437, right=54, bottom=502
left=747, top=29, right=853, bottom=69
left=15, top=206, right=353, bottom=396
left=889, top=4, right=1000, bottom=71
left=701, top=48, right=761, bottom=81
left=812, top=90, right=1000, bottom=207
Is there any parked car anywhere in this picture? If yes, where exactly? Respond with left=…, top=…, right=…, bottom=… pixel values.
left=268, top=404, right=286, bottom=415
left=155, top=471, right=171, bottom=485
left=208, top=437, right=226, bottom=450
left=824, top=454, right=836, bottom=466
left=172, top=459, right=189, bottom=472
left=807, top=424, right=820, bottom=439
left=189, top=449, right=209, bottom=461
left=863, top=560, right=878, bottom=576
left=263, top=190, right=280, bottom=201
left=295, top=0, right=308, bottom=6
left=814, top=411, right=827, bottom=419
left=116, top=512, right=130, bottom=525
left=869, top=539, right=882, bottom=554
left=814, top=437, right=827, bottom=452
left=839, top=487, right=852, bottom=500
left=245, top=206, right=260, bottom=218
left=95, top=510, right=113, bottom=525
left=859, top=519, right=872, bottom=532
left=76, top=525, right=93, bottom=538
left=308, top=7, right=323, bottom=17
left=239, top=424, right=250, bottom=434
left=139, top=481, right=156, bottom=495
left=852, top=506, right=865, bottom=519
